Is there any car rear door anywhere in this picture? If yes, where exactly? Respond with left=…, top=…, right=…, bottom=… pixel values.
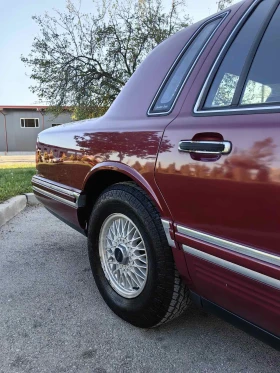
left=155, top=0, right=280, bottom=336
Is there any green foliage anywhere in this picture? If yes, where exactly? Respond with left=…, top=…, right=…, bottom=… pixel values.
left=212, top=72, right=239, bottom=107
left=217, top=0, right=233, bottom=11
left=71, top=105, right=108, bottom=121
left=43, top=151, right=49, bottom=162
left=0, top=168, right=36, bottom=203
left=21, top=0, right=191, bottom=120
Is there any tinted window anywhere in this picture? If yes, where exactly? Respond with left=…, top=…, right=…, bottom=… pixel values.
left=203, top=0, right=275, bottom=109
left=241, top=6, right=280, bottom=105
left=150, top=17, right=223, bottom=114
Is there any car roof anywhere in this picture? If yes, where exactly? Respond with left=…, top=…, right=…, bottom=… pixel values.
left=105, top=1, right=246, bottom=120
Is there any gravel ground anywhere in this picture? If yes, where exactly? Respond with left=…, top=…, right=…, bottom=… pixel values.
left=0, top=206, right=279, bottom=373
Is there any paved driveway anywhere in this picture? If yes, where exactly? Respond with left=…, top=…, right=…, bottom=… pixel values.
left=0, top=154, right=35, bottom=166
left=0, top=206, right=279, bottom=373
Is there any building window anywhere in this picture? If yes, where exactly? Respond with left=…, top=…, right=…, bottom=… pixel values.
left=20, top=118, right=39, bottom=128
left=52, top=123, right=61, bottom=127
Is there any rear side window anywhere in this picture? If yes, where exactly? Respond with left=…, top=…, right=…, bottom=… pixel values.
left=149, top=15, right=226, bottom=115
left=240, top=5, right=280, bottom=105
left=202, top=0, right=277, bottom=109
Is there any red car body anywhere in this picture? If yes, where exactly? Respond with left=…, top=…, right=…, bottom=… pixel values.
left=32, top=0, right=280, bottom=349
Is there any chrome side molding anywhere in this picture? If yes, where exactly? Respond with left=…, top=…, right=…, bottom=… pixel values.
left=32, top=176, right=85, bottom=209
left=161, top=219, right=176, bottom=248
left=177, top=225, right=280, bottom=268
left=184, top=245, right=280, bottom=291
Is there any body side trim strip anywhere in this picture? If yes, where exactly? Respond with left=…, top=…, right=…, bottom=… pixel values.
left=161, top=219, right=176, bottom=248
left=184, top=245, right=280, bottom=290
left=177, top=225, right=280, bottom=267
left=32, top=176, right=81, bottom=200
left=33, top=186, right=78, bottom=209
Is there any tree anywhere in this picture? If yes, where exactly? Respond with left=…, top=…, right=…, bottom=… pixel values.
left=43, top=151, right=49, bottom=162
left=22, top=0, right=191, bottom=120
left=49, top=150, right=54, bottom=161
left=74, top=130, right=172, bottom=162
left=61, top=152, right=67, bottom=161
left=224, top=137, right=276, bottom=182
left=217, top=0, right=233, bottom=11
left=37, top=150, right=43, bottom=163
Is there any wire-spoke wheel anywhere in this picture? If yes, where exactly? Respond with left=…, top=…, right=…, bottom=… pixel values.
left=88, top=182, right=190, bottom=328
left=99, top=213, right=148, bottom=298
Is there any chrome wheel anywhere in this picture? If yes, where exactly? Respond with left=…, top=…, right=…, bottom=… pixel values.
left=99, top=213, right=148, bottom=298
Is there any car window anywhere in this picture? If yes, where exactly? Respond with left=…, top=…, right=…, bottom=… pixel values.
left=149, top=16, right=224, bottom=114
left=240, top=5, right=280, bottom=105
left=203, top=0, right=276, bottom=109
left=241, top=80, right=272, bottom=105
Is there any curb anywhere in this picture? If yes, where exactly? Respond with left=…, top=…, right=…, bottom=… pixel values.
left=25, top=193, right=40, bottom=206
left=0, top=193, right=40, bottom=227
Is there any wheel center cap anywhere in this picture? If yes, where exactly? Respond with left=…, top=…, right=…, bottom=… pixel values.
left=114, top=244, right=129, bottom=265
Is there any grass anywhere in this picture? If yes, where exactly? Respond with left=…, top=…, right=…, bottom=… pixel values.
left=0, top=167, right=36, bottom=203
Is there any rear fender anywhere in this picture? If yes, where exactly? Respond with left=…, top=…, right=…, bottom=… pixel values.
left=83, top=162, right=171, bottom=218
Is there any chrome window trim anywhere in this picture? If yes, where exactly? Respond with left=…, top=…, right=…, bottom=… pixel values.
left=195, top=104, right=280, bottom=115
left=193, top=0, right=280, bottom=114
left=183, top=245, right=280, bottom=290
left=161, top=219, right=176, bottom=248
left=32, top=176, right=80, bottom=200
left=147, top=11, right=230, bottom=117
left=33, top=186, right=78, bottom=209
left=177, top=225, right=280, bottom=268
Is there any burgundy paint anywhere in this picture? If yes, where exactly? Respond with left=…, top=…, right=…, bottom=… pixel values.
left=33, top=0, right=280, bottom=340
left=175, top=232, right=280, bottom=281
left=185, top=254, right=280, bottom=336
left=34, top=192, right=81, bottom=229
left=155, top=0, right=280, bottom=335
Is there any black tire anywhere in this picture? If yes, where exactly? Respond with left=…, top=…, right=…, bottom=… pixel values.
left=87, top=182, right=190, bottom=328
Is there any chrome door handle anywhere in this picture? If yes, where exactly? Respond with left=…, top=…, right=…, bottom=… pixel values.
left=178, top=140, right=232, bottom=155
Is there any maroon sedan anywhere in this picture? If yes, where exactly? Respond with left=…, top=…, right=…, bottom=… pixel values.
left=32, top=0, right=280, bottom=349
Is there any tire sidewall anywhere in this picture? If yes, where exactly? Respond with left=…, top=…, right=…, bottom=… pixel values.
left=88, top=191, right=168, bottom=320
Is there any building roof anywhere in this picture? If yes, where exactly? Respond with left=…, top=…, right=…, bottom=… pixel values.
left=0, top=106, right=72, bottom=112
left=0, top=105, right=48, bottom=110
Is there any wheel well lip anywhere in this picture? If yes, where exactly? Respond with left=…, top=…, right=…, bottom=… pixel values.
left=82, top=161, right=167, bottom=215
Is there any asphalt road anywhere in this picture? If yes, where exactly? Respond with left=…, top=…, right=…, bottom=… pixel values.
left=0, top=206, right=279, bottom=373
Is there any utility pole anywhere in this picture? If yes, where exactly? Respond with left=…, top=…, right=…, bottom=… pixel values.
left=0, top=108, right=8, bottom=154
left=37, top=108, right=45, bottom=130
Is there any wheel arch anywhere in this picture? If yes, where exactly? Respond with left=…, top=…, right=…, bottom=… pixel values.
left=79, top=162, right=169, bottom=230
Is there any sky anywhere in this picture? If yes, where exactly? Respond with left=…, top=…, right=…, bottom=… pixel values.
left=0, top=0, right=238, bottom=106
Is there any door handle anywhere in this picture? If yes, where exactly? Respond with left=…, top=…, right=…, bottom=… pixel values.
left=178, top=140, right=232, bottom=155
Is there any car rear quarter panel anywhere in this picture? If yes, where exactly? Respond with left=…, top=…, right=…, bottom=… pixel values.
left=35, top=2, right=243, bottom=219
left=35, top=17, right=210, bottom=193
